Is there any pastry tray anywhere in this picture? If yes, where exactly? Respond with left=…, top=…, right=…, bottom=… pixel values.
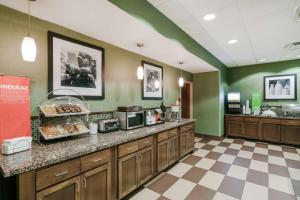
left=40, top=105, right=90, bottom=117
left=38, top=126, right=89, bottom=140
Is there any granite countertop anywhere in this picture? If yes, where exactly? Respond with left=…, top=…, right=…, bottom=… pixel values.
left=225, top=114, right=300, bottom=120
left=0, top=119, right=195, bottom=178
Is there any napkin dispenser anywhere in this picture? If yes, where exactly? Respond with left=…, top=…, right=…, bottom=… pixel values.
left=2, top=136, right=32, bottom=155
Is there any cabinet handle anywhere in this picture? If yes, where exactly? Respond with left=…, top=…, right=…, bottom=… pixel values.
left=93, top=158, right=102, bottom=163
left=83, top=177, right=87, bottom=189
left=127, top=147, right=135, bottom=151
left=54, top=170, right=68, bottom=177
left=143, top=141, right=149, bottom=144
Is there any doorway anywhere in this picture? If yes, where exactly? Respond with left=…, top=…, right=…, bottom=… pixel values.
left=181, top=81, right=193, bottom=119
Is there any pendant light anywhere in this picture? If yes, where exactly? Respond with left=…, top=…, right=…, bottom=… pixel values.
left=136, top=43, right=144, bottom=80
left=21, top=0, right=37, bottom=62
left=178, top=61, right=184, bottom=87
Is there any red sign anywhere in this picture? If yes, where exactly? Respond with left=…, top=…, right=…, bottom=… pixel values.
left=0, top=75, right=31, bottom=145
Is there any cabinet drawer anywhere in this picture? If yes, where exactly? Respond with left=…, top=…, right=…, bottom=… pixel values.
left=157, top=131, right=169, bottom=142
left=138, top=136, right=153, bottom=150
left=168, top=128, right=178, bottom=138
left=228, top=116, right=243, bottom=122
left=244, top=117, right=260, bottom=123
left=180, top=123, right=194, bottom=133
left=81, top=149, right=111, bottom=172
left=36, top=159, right=81, bottom=191
left=281, top=119, right=300, bottom=126
left=118, top=141, right=139, bottom=158
left=261, top=118, right=281, bottom=124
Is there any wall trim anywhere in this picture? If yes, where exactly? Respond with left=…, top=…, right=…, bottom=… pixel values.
left=195, top=132, right=224, bottom=141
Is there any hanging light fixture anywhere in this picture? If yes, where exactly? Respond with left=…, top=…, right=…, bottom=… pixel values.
left=136, top=42, right=144, bottom=80
left=178, top=61, right=184, bottom=87
left=21, top=0, right=37, bottom=62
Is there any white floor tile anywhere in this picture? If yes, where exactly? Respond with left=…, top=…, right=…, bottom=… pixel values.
left=214, top=192, right=239, bottom=200
left=229, top=143, right=242, bottom=150
left=241, top=182, right=268, bottom=200
left=268, top=156, right=286, bottom=166
left=193, top=149, right=209, bottom=157
left=249, top=160, right=268, bottom=173
left=227, top=165, right=248, bottom=180
left=283, top=152, right=300, bottom=161
left=167, top=163, right=192, bottom=178
left=237, top=150, right=253, bottom=159
left=198, top=171, right=225, bottom=190
left=269, top=174, right=295, bottom=195
left=163, top=179, right=196, bottom=200
left=254, top=147, right=268, bottom=155
left=195, top=158, right=216, bottom=170
left=296, top=148, right=300, bottom=155
left=243, top=141, right=256, bottom=147
left=288, top=167, right=300, bottom=181
left=130, top=188, right=160, bottom=200
left=223, top=138, right=234, bottom=143
left=218, top=154, right=236, bottom=164
left=212, top=146, right=227, bottom=153
left=194, top=142, right=205, bottom=149
left=208, top=140, right=220, bottom=146
left=194, top=137, right=201, bottom=143
left=268, top=144, right=282, bottom=151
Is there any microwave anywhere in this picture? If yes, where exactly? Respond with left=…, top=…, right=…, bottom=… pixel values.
left=113, top=111, right=145, bottom=130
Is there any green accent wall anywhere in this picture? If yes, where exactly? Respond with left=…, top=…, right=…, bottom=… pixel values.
left=110, top=0, right=228, bottom=136
left=0, top=5, right=192, bottom=115
left=228, top=60, right=300, bottom=106
left=193, top=72, right=220, bottom=136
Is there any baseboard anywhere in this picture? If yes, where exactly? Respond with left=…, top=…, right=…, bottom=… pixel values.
left=195, top=133, right=224, bottom=141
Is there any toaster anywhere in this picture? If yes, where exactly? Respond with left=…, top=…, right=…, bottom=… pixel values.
left=98, top=118, right=120, bottom=133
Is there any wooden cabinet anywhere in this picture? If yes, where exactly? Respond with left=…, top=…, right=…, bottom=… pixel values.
left=139, top=147, right=154, bottom=185
left=261, top=119, right=281, bottom=142
left=169, top=136, right=179, bottom=165
left=227, top=119, right=244, bottom=137
left=36, top=176, right=80, bottom=200
left=157, top=139, right=169, bottom=172
left=81, top=163, right=111, bottom=200
left=179, top=132, right=189, bottom=157
left=281, top=125, right=300, bottom=145
left=244, top=117, right=260, bottom=139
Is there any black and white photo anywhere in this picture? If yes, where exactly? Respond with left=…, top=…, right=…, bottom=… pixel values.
left=264, top=74, right=297, bottom=100
left=142, top=61, right=163, bottom=100
left=48, top=31, right=104, bottom=99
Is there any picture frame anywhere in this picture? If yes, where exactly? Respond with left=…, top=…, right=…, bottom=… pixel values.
left=48, top=31, right=105, bottom=100
left=264, top=74, right=297, bottom=100
left=142, top=61, right=163, bottom=100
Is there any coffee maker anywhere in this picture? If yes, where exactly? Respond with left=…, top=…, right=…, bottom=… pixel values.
left=171, top=105, right=180, bottom=122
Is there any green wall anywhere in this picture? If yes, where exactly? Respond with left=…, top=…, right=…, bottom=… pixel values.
left=193, top=72, right=220, bottom=136
left=0, top=5, right=192, bottom=116
left=229, top=60, right=300, bottom=106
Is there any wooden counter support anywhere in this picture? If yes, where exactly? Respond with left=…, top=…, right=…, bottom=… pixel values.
left=18, top=171, right=36, bottom=200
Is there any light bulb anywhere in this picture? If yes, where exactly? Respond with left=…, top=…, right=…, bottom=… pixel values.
left=154, top=80, right=160, bottom=89
left=178, top=77, right=184, bottom=87
left=21, top=36, right=36, bottom=62
left=137, top=66, right=144, bottom=80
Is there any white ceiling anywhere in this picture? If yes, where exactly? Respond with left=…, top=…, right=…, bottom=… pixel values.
left=0, top=0, right=217, bottom=73
left=148, top=0, right=300, bottom=67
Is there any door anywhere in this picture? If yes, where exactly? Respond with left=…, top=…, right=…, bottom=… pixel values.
left=179, top=132, right=189, bottom=157
left=281, top=125, right=300, bottom=145
left=168, top=136, right=179, bottom=165
left=36, top=176, right=80, bottom=200
left=181, top=82, right=191, bottom=118
left=157, top=139, right=169, bottom=172
left=118, top=152, right=139, bottom=199
left=81, top=163, right=111, bottom=200
left=138, top=146, right=154, bottom=185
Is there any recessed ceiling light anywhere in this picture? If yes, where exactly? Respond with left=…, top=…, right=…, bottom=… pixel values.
left=259, top=58, right=267, bottom=62
left=203, top=13, right=216, bottom=21
left=227, top=39, right=238, bottom=44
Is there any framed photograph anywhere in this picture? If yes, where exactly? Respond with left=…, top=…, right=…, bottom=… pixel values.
left=264, top=74, right=297, bottom=100
left=48, top=31, right=105, bottom=100
left=142, top=61, right=163, bottom=100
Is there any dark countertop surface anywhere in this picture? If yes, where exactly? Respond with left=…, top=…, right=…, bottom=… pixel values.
left=225, top=114, right=300, bottom=120
left=0, top=119, right=195, bottom=178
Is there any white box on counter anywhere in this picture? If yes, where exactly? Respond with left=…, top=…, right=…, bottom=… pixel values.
left=2, top=136, right=32, bottom=155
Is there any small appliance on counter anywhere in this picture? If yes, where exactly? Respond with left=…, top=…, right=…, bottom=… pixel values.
left=98, top=118, right=120, bottom=133
left=2, top=136, right=32, bottom=155
left=171, top=105, right=180, bottom=122
left=113, top=106, right=145, bottom=130
left=145, top=109, right=165, bottom=126
left=227, top=92, right=241, bottom=114
left=282, top=104, right=300, bottom=117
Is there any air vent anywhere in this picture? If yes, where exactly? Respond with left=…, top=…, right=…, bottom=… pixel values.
left=284, top=42, right=300, bottom=50
left=295, top=6, right=300, bottom=22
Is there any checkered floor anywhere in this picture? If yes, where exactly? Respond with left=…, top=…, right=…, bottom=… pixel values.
left=129, top=137, right=300, bottom=200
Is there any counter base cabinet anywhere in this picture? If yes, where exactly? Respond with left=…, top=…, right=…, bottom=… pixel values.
left=261, top=123, right=281, bottom=142
left=139, top=147, right=154, bottom=185
left=169, top=136, right=179, bottom=165
left=157, top=140, right=169, bottom=172
left=281, top=126, right=300, bottom=145
left=227, top=121, right=244, bottom=137
left=179, top=132, right=188, bottom=157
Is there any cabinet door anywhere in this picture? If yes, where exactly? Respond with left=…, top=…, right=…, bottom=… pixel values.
left=157, top=140, right=169, bottom=172
left=227, top=121, right=244, bottom=137
left=81, top=163, right=111, bottom=200
left=138, top=146, right=154, bottom=185
left=36, top=176, right=80, bottom=200
left=261, top=123, right=281, bottom=142
left=244, top=122, right=260, bottom=139
left=179, top=132, right=188, bottom=157
left=187, top=131, right=194, bottom=152
left=281, top=125, right=300, bottom=145
left=118, top=152, right=139, bottom=199
left=168, top=136, right=179, bottom=165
